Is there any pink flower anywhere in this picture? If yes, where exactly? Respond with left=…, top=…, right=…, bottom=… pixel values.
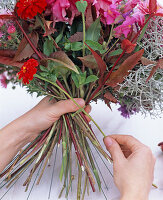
left=93, top=0, right=112, bottom=23
left=114, top=16, right=135, bottom=38
left=0, top=32, right=4, bottom=38
left=123, top=0, right=140, bottom=13
left=132, top=9, right=145, bottom=26
left=0, top=74, right=7, bottom=88
left=7, top=25, right=16, bottom=34
left=138, top=0, right=163, bottom=15
left=93, top=0, right=112, bottom=16
left=104, top=4, right=120, bottom=25
left=46, top=0, right=92, bottom=24
left=0, top=19, right=4, bottom=28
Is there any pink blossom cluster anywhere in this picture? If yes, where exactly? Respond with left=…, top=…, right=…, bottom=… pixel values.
left=94, top=0, right=163, bottom=37
left=46, top=0, right=163, bottom=38
left=46, top=0, right=92, bottom=24
left=0, top=21, right=17, bottom=49
left=0, top=73, right=7, bottom=88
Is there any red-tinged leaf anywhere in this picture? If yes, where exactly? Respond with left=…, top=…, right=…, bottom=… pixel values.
left=85, top=42, right=107, bottom=77
left=146, top=59, right=163, bottom=82
left=158, top=59, right=163, bottom=69
left=0, top=50, right=16, bottom=58
left=106, top=49, right=144, bottom=87
left=0, top=55, right=24, bottom=68
left=149, top=0, right=157, bottom=14
left=121, top=39, right=136, bottom=53
left=43, top=20, right=56, bottom=37
left=13, top=31, right=39, bottom=61
left=69, top=32, right=83, bottom=43
left=46, top=51, right=79, bottom=73
left=146, top=65, right=158, bottom=83
left=141, top=57, right=157, bottom=65
left=104, top=98, right=112, bottom=110
left=0, top=14, right=16, bottom=19
left=104, top=92, right=117, bottom=103
left=86, top=4, right=93, bottom=29
left=154, top=13, right=163, bottom=17
left=78, top=55, right=98, bottom=69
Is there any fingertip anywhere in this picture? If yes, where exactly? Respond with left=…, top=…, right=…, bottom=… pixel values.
left=85, top=104, right=92, bottom=114
left=103, top=136, right=113, bottom=148
left=74, top=98, right=85, bottom=107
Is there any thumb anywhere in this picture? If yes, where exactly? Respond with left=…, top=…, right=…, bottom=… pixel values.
left=51, top=98, right=85, bottom=118
left=103, top=136, right=125, bottom=164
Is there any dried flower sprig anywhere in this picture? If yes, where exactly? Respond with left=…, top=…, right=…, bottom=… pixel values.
left=119, top=64, right=163, bottom=117
left=138, top=16, right=163, bottom=60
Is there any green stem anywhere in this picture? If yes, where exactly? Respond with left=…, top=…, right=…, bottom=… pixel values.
left=82, top=12, right=86, bottom=57
left=102, top=38, right=119, bottom=60
left=106, top=24, right=114, bottom=47
left=63, top=75, right=72, bottom=96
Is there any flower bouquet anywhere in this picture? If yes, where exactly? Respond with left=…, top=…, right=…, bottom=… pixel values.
left=0, top=0, right=163, bottom=199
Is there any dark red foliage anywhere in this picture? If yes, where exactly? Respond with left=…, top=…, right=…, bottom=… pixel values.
left=121, top=39, right=136, bottom=54
left=149, top=0, right=157, bottom=14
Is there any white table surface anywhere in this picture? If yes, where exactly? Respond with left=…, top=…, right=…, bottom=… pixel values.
left=0, top=84, right=163, bottom=200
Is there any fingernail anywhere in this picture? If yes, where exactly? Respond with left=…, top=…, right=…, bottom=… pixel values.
left=75, top=98, right=85, bottom=106
left=103, top=136, right=113, bottom=147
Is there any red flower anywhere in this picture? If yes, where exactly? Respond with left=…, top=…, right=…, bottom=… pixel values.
left=16, top=0, right=47, bottom=20
left=18, top=59, right=38, bottom=84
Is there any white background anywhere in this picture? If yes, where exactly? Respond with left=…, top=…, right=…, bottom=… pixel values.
left=0, top=84, right=163, bottom=200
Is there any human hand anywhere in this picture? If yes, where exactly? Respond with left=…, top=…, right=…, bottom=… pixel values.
left=19, top=96, right=91, bottom=142
left=104, top=135, right=155, bottom=200
left=0, top=97, right=90, bottom=173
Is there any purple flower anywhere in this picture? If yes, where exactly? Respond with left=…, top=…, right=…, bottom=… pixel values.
left=118, top=96, right=139, bottom=118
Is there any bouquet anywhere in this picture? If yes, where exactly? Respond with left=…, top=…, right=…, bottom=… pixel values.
left=0, top=0, right=163, bottom=199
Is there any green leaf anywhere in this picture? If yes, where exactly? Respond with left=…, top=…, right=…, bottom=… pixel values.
left=134, top=45, right=140, bottom=52
left=46, top=51, right=79, bottom=74
left=137, top=19, right=150, bottom=43
left=85, top=40, right=106, bottom=54
left=64, top=43, right=71, bottom=51
left=44, top=82, right=49, bottom=90
left=76, top=1, right=88, bottom=13
left=49, top=74, right=57, bottom=82
left=71, top=73, right=80, bottom=88
left=109, top=49, right=123, bottom=57
left=43, top=38, right=54, bottom=56
left=85, top=75, right=98, bottom=84
left=55, top=28, right=64, bottom=44
left=71, top=42, right=83, bottom=51
left=86, top=18, right=101, bottom=42
left=48, top=60, right=69, bottom=75
left=40, top=72, right=49, bottom=77
left=79, top=71, right=86, bottom=85
left=40, top=65, right=48, bottom=72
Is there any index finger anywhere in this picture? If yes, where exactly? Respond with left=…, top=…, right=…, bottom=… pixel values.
left=109, top=134, right=145, bottom=152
